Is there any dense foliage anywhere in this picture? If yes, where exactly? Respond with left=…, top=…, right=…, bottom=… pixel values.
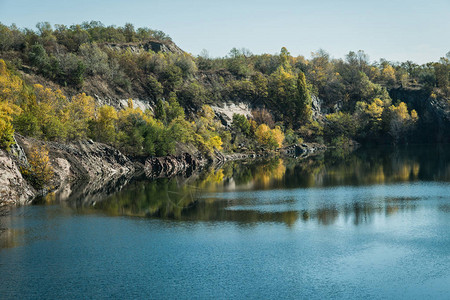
left=0, top=21, right=449, bottom=156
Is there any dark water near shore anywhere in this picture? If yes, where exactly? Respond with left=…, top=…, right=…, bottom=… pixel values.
left=1, top=145, right=450, bottom=299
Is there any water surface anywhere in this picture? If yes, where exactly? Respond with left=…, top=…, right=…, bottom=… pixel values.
left=1, top=145, right=449, bottom=299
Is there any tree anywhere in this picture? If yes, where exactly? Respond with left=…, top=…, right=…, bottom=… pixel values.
left=255, top=124, right=281, bottom=150
left=381, top=65, right=396, bottom=86
left=434, top=57, right=449, bottom=94
left=79, top=43, right=109, bottom=76
left=28, top=44, right=50, bottom=74
left=383, top=102, right=418, bottom=143
left=271, top=126, right=285, bottom=148
left=280, top=47, right=291, bottom=70
left=232, top=114, right=251, bottom=136
left=154, top=99, right=167, bottom=125
left=146, top=75, right=164, bottom=100
left=296, top=71, right=312, bottom=125
left=92, top=105, right=118, bottom=144
left=63, top=93, right=95, bottom=140
left=324, top=112, right=357, bottom=141
left=353, top=97, right=390, bottom=141
left=26, top=144, right=54, bottom=189
left=252, top=108, right=275, bottom=128
left=123, top=23, right=136, bottom=42
left=0, top=101, right=21, bottom=149
left=166, top=93, right=185, bottom=123
left=268, top=66, right=297, bottom=124
left=21, top=84, right=68, bottom=140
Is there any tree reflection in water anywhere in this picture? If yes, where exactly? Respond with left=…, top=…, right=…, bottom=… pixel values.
left=69, top=145, right=450, bottom=227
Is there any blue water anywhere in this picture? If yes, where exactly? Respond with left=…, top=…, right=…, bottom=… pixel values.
left=1, top=147, right=450, bottom=299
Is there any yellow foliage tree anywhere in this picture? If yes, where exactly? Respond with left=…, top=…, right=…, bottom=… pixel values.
left=366, top=98, right=384, bottom=121
left=382, top=65, right=396, bottom=85
left=271, top=126, right=285, bottom=148
left=255, top=124, right=282, bottom=150
left=63, top=93, right=95, bottom=140
left=94, top=105, right=118, bottom=144
left=0, top=59, right=23, bottom=103
left=386, top=102, right=418, bottom=142
left=0, top=101, right=22, bottom=149
left=27, top=144, right=54, bottom=189
left=31, top=84, right=68, bottom=140
left=0, top=60, right=23, bottom=149
left=33, top=84, right=67, bottom=111
left=255, top=123, right=270, bottom=144
left=208, top=135, right=223, bottom=151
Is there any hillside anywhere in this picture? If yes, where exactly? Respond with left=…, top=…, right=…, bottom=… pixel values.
left=1, top=21, right=449, bottom=157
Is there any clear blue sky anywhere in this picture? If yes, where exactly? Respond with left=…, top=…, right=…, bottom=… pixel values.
left=1, top=0, right=449, bottom=64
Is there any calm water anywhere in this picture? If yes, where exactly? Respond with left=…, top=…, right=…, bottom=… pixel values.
left=1, top=145, right=450, bottom=299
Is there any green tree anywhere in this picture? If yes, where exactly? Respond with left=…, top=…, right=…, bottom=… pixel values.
left=154, top=99, right=167, bottom=125
left=232, top=114, right=251, bottom=136
left=296, top=71, right=312, bottom=125
left=166, top=93, right=185, bottom=122
left=324, top=112, right=357, bottom=142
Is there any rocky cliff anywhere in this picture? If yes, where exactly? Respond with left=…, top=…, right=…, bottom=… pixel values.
left=145, top=153, right=203, bottom=178
left=389, top=87, right=450, bottom=142
left=105, top=39, right=184, bottom=55
left=0, top=149, right=35, bottom=206
left=0, top=135, right=141, bottom=206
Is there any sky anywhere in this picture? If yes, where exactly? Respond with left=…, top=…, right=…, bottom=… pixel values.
left=0, top=0, right=449, bottom=64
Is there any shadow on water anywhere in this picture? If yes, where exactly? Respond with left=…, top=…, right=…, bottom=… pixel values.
left=42, top=144, right=450, bottom=227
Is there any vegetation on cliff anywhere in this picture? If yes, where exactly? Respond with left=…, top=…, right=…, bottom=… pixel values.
left=0, top=21, right=449, bottom=166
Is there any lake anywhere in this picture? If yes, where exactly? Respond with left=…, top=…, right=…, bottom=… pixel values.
left=1, top=145, right=450, bottom=299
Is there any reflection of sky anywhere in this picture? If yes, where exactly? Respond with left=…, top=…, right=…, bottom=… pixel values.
left=205, top=182, right=450, bottom=227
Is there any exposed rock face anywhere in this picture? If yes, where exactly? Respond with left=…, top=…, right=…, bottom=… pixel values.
left=10, top=135, right=140, bottom=204
left=211, top=102, right=253, bottom=127
left=389, top=87, right=450, bottom=142
left=0, top=149, right=35, bottom=206
left=105, top=40, right=184, bottom=55
left=145, top=153, right=202, bottom=178
left=311, top=95, right=324, bottom=121
left=93, top=94, right=153, bottom=112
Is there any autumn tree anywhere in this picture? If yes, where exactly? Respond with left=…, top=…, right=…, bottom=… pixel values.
left=91, top=105, right=118, bottom=144
left=0, top=101, right=21, bottom=149
left=381, top=64, right=396, bottom=86
left=25, top=144, right=54, bottom=189
left=383, top=102, right=418, bottom=143
left=63, top=93, right=95, bottom=140
left=255, top=124, right=284, bottom=150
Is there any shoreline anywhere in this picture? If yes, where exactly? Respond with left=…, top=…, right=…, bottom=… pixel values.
left=0, top=135, right=327, bottom=207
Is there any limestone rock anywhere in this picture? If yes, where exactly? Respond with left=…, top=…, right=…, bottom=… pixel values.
left=0, top=149, right=35, bottom=206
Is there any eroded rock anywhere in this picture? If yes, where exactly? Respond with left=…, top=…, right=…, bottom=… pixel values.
left=0, top=149, right=35, bottom=206
left=145, top=153, right=201, bottom=178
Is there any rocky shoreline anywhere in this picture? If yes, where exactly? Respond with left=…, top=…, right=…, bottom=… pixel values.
left=0, top=135, right=140, bottom=206
left=0, top=135, right=326, bottom=207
